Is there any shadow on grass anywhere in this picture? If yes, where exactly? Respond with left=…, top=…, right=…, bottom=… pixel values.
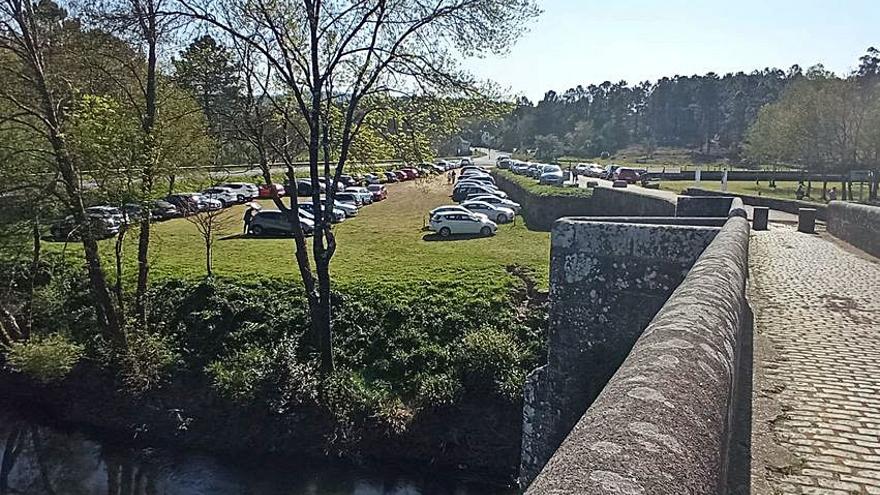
left=422, top=233, right=494, bottom=242
left=219, top=233, right=313, bottom=241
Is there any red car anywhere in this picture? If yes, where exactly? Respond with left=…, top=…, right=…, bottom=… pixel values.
left=401, top=168, right=419, bottom=180
left=613, top=168, right=642, bottom=184
left=258, top=183, right=286, bottom=198
left=367, top=184, right=387, bottom=201
left=393, top=170, right=408, bottom=181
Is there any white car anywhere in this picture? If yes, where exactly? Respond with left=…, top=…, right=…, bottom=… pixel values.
left=191, top=193, right=223, bottom=211
left=201, top=186, right=238, bottom=207
left=459, top=157, right=473, bottom=167
left=468, top=195, right=522, bottom=214
left=345, top=186, right=374, bottom=205
left=218, top=182, right=259, bottom=201
left=460, top=200, right=515, bottom=223
left=429, top=211, right=497, bottom=237
left=429, top=205, right=488, bottom=221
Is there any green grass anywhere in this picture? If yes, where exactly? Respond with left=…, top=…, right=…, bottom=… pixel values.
left=44, top=176, right=552, bottom=290
left=658, top=180, right=828, bottom=203
left=495, top=170, right=592, bottom=199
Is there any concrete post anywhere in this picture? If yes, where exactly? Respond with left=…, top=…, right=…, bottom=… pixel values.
left=798, top=208, right=817, bottom=234
left=753, top=207, right=770, bottom=231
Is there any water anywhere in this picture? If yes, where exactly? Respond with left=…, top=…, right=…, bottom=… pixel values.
left=0, top=406, right=517, bottom=495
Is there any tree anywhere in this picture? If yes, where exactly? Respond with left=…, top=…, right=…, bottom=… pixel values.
left=176, top=0, right=540, bottom=372
left=0, top=0, right=126, bottom=346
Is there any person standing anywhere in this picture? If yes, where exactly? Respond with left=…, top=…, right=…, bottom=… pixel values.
left=243, top=206, right=255, bottom=235
left=828, top=187, right=838, bottom=202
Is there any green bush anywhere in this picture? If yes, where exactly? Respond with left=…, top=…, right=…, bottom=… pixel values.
left=205, top=345, right=272, bottom=403
left=454, top=327, right=527, bottom=400
left=495, top=169, right=593, bottom=198
left=7, top=334, right=84, bottom=384
left=120, top=331, right=180, bottom=395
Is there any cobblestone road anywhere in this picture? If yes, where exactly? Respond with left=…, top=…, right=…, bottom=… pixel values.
left=750, top=225, right=880, bottom=494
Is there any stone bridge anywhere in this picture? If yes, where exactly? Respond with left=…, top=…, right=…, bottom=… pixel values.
left=514, top=192, right=880, bottom=494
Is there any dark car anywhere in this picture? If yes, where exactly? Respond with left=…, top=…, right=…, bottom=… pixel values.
left=339, top=174, right=357, bottom=187
left=367, top=184, right=387, bottom=201
left=393, top=170, right=407, bottom=181
left=248, top=210, right=315, bottom=236
left=384, top=171, right=398, bottom=183
left=614, top=167, right=642, bottom=184
left=124, top=200, right=179, bottom=222
left=289, top=179, right=324, bottom=197
left=164, top=193, right=201, bottom=215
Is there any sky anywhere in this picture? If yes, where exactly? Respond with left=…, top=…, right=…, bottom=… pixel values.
left=461, top=0, right=880, bottom=101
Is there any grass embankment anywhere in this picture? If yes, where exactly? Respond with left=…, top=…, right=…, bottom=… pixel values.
left=495, top=169, right=592, bottom=199
left=46, top=175, right=552, bottom=290
left=658, top=180, right=829, bottom=203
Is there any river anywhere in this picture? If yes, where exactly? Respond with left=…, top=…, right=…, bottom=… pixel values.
left=0, top=405, right=517, bottom=495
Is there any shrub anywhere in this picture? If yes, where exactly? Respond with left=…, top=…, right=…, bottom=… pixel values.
left=6, top=334, right=84, bottom=384
left=205, top=345, right=272, bottom=403
left=120, top=331, right=180, bottom=395
left=454, top=327, right=526, bottom=400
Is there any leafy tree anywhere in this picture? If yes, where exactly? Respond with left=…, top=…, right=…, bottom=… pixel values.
left=176, top=0, right=540, bottom=372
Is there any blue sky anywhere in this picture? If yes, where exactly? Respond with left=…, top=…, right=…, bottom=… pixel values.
left=462, top=0, right=880, bottom=100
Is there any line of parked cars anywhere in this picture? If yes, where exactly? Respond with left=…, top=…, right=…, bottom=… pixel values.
left=427, top=164, right=523, bottom=237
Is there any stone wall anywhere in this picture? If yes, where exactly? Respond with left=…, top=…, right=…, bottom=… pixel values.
left=519, top=219, right=721, bottom=484
left=525, top=216, right=752, bottom=494
left=683, top=187, right=827, bottom=220
left=493, top=172, right=676, bottom=231
left=827, top=201, right=880, bottom=258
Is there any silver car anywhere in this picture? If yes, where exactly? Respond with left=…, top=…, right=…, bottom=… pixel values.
left=460, top=200, right=515, bottom=223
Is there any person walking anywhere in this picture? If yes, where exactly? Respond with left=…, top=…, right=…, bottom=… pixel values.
left=243, top=206, right=255, bottom=235
left=828, top=187, right=838, bottom=202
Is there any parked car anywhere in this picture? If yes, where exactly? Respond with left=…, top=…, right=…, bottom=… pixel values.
left=299, top=202, right=346, bottom=223
left=335, top=192, right=363, bottom=206
left=218, top=182, right=259, bottom=201
left=258, top=183, right=286, bottom=199
left=467, top=195, right=521, bottom=214
left=455, top=179, right=502, bottom=193
left=290, top=179, right=323, bottom=197
left=248, top=209, right=314, bottom=236
left=457, top=174, right=495, bottom=186
left=164, top=193, right=202, bottom=215
left=603, top=165, right=621, bottom=180
left=430, top=164, right=446, bottom=174
left=511, top=162, right=531, bottom=175
left=123, top=200, right=179, bottom=222
left=576, top=163, right=606, bottom=178
left=460, top=200, right=515, bottom=223
left=364, top=173, right=381, bottom=185
left=614, top=167, right=643, bottom=184
left=384, top=171, right=399, bottom=183
left=50, top=206, right=124, bottom=240
left=429, top=211, right=497, bottom=237
left=339, top=174, right=357, bottom=187
left=429, top=204, right=488, bottom=220
left=325, top=200, right=358, bottom=217
left=401, top=168, right=419, bottom=180
left=393, top=170, right=407, bottom=181
left=539, top=165, right=565, bottom=185
left=453, top=183, right=507, bottom=202
left=345, top=187, right=374, bottom=205
left=193, top=194, right=223, bottom=211
left=436, top=160, right=451, bottom=170
left=366, top=184, right=387, bottom=201
left=459, top=157, right=473, bottom=167
left=201, top=186, right=238, bottom=207
left=497, top=158, right=512, bottom=169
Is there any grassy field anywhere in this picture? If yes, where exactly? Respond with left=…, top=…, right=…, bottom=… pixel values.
left=45, top=176, right=552, bottom=290
left=657, top=180, right=832, bottom=203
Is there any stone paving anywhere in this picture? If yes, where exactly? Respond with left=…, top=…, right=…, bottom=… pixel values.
left=750, top=224, right=880, bottom=494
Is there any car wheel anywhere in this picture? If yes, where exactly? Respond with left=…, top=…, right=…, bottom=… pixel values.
left=219, top=199, right=228, bottom=208
left=439, top=227, right=451, bottom=237
left=496, top=213, right=507, bottom=223
left=480, top=226, right=493, bottom=236
left=237, top=195, right=245, bottom=203
left=250, top=225, right=264, bottom=236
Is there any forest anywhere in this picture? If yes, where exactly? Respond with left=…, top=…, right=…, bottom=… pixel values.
left=489, top=48, right=880, bottom=178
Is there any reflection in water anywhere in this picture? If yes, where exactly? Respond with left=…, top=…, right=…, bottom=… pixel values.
left=0, top=407, right=515, bottom=495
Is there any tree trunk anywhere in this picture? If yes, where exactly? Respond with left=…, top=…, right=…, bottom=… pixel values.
left=114, top=225, right=127, bottom=313
left=314, top=257, right=334, bottom=373
left=26, top=212, right=41, bottom=339
left=205, top=238, right=212, bottom=277
left=806, top=180, right=812, bottom=199
left=871, top=170, right=879, bottom=200
left=847, top=181, right=854, bottom=201
left=0, top=305, right=23, bottom=347
left=822, top=181, right=828, bottom=200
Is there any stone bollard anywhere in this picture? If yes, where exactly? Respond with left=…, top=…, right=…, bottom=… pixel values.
left=798, top=208, right=817, bottom=234
left=753, top=207, right=769, bottom=231
left=586, top=181, right=599, bottom=188
left=612, top=180, right=628, bottom=188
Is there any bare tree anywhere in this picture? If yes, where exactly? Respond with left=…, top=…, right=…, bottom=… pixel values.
left=182, top=188, right=236, bottom=277
left=0, top=0, right=126, bottom=346
left=173, top=0, right=539, bottom=371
